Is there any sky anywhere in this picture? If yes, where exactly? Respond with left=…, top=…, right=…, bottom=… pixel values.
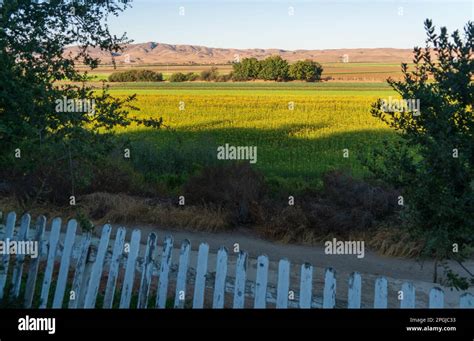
left=107, top=0, right=474, bottom=50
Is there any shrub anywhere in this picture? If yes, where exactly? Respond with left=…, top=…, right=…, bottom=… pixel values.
left=288, top=60, right=323, bottom=82
left=258, top=55, right=290, bottom=81
left=185, top=72, right=199, bottom=81
left=216, top=74, right=232, bottom=82
left=302, top=172, right=399, bottom=234
left=184, top=163, right=267, bottom=224
left=169, top=72, right=188, bottom=82
left=232, top=57, right=261, bottom=81
left=200, top=67, right=219, bottom=81
left=108, top=69, right=163, bottom=82
left=367, top=20, right=474, bottom=268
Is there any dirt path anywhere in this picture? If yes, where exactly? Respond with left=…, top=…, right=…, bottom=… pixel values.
left=132, top=224, right=472, bottom=283
left=127, top=224, right=473, bottom=308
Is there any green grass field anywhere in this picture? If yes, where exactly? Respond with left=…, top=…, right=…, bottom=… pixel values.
left=106, top=81, right=399, bottom=190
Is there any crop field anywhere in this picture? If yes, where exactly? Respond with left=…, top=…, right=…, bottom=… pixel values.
left=106, top=81, right=399, bottom=190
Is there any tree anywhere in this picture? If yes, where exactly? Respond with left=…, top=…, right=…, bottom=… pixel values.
left=0, top=0, right=162, bottom=204
left=289, top=60, right=323, bottom=82
left=258, top=55, right=289, bottom=81
left=200, top=67, right=219, bottom=81
left=232, top=57, right=261, bottom=81
left=108, top=70, right=163, bottom=82
left=367, top=20, right=473, bottom=286
left=169, top=72, right=188, bottom=82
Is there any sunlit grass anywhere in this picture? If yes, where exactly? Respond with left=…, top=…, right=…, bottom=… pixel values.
left=106, top=83, right=399, bottom=189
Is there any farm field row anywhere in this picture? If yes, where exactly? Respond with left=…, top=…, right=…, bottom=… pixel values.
left=108, top=82, right=398, bottom=190
left=84, top=62, right=407, bottom=82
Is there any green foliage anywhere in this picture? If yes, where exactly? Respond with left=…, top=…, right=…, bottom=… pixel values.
left=258, top=55, right=290, bottom=81
left=0, top=0, right=162, bottom=205
left=200, top=67, right=219, bottom=81
left=108, top=69, right=163, bottom=82
left=233, top=56, right=318, bottom=82
left=169, top=72, right=188, bottom=82
left=75, top=210, right=95, bottom=233
left=367, top=20, right=474, bottom=265
left=289, top=60, right=323, bottom=82
left=185, top=72, right=199, bottom=81
left=232, top=57, right=261, bottom=81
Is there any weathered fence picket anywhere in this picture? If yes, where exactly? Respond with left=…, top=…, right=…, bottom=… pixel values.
left=137, top=233, right=157, bottom=309
left=254, top=255, right=269, bottom=308
left=400, top=282, right=416, bottom=308
left=429, top=287, right=444, bottom=308
left=323, top=268, right=336, bottom=308
left=233, top=251, right=248, bottom=309
left=103, top=227, right=126, bottom=309
left=348, top=272, right=362, bottom=308
left=69, top=232, right=92, bottom=309
left=276, top=259, right=290, bottom=309
left=373, top=277, right=388, bottom=308
left=52, top=219, right=77, bottom=308
left=156, top=236, right=173, bottom=309
left=119, top=229, right=141, bottom=308
left=24, top=216, right=46, bottom=308
left=174, top=240, right=191, bottom=308
left=39, top=218, right=62, bottom=308
left=459, top=293, right=474, bottom=308
left=192, top=243, right=209, bottom=309
left=212, top=247, right=228, bottom=309
left=299, top=263, right=313, bottom=309
left=11, top=214, right=31, bottom=298
left=84, top=225, right=112, bottom=308
left=0, top=211, right=16, bottom=300
left=1, top=212, right=473, bottom=310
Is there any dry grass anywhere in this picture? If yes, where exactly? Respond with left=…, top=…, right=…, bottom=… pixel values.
left=366, top=227, right=424, bottom=258
left=0, top=191, right=423, bottom=258
left=82, top=193, right=231, bottom=232
left=0, top=192, right=231, bottom=233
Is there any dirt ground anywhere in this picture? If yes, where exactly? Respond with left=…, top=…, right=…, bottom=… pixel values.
left=129, top=224, right=474, bottom=308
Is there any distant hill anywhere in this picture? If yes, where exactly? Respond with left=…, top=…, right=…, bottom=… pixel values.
left=65, top=42, right=414, bottom=65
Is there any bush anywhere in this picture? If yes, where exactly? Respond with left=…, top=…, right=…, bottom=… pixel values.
left=258, top=55, right=289, bottom=81
left=200, top=67, right=219, bottom=81
left=294, top=172, right=397, bottom=235
left=367, top=20, right=474, bottom=266
left=185, top=72, right=199, bottom=81
left=267, top=171, right=398, bottom=235
left=108, top=69, right=163, bottom=82
left=232, top=57, right=261, bottom=81
left=184, top=163, right=267, bottom=224
left=289, top=60, right=323, bottom=82
left=216, top=74, right=232, bottom=82
left=169, top=72, right=188, bottom=82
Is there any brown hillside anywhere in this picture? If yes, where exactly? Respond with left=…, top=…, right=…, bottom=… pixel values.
left=65, top=42, right=414, bottom=65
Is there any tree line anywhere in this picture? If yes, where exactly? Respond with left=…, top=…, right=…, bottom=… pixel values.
left=108, top=56, right=324, bottom=83
left=232, top=56, right=323, bottom=82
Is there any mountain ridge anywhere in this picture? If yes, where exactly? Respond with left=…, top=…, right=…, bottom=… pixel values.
left=65, top=42, right=414, bottom=64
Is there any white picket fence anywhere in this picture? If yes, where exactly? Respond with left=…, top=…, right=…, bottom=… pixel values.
left=0, top=212, right=473, bottom=309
